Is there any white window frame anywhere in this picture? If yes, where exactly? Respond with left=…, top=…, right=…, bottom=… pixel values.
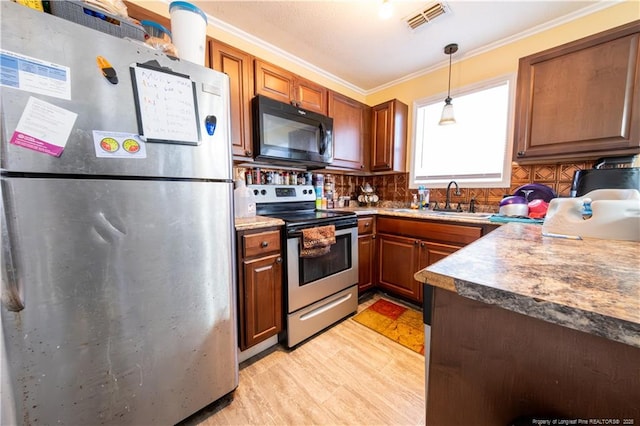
left=409, top=73, right=516, bottom=189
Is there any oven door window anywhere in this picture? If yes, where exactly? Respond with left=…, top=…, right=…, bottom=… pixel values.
left=299, top=233, right=352, bottom=285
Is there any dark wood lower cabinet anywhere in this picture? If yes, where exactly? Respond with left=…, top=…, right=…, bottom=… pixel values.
left=357, top=216, right=375, bottom=293
left=377, top=233, right=424, bottom=302
left=237, top=227, right=283, bottom=351
left=374, top=217, right=494, bottom=304
left=427, top=288, right=640, bottom=424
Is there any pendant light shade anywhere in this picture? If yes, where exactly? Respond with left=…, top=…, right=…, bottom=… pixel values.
left=379, top=0, right=393, bottom=19
left=439, top=43, right=458, bottom=126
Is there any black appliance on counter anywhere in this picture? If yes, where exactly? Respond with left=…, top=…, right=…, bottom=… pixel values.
left=570, top=156, right=639, bottom=197
left=252, top=95, right=334, bottom=168
left=250, top=184, right=358, bottom=347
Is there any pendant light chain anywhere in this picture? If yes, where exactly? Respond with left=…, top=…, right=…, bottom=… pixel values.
left=439, top=43, right=458, bottom=125
left=446, top=49, right=452, bottom=102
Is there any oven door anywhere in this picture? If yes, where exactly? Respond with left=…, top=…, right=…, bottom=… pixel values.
left=286, top=225, right=358, bottom=313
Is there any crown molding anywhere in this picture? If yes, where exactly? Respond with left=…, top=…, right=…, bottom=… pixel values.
left=159, top=0, right=623, bottom=97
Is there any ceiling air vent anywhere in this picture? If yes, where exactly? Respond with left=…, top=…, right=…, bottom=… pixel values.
left=405, top=2, right=449, bottom=30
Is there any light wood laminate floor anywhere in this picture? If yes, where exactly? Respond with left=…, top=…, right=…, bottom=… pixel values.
left=181, top=293, right=425, bottom=425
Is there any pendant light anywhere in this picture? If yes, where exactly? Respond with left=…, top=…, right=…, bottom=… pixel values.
left=439, top=43, right=458, bottom=125
left=379, top=0, right=393, bottom=19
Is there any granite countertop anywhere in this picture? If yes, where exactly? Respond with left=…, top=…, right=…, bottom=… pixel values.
left=415, top=222, right=640, bottom=348
left=329, top=207, right=498, bottom=225
left=235, top=215, right=284, bottom=231
left=233, top=206, right=495, bottom=232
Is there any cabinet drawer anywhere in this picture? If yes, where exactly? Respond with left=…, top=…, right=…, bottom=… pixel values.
left=243, top=230, right=281, bottom=258
left=358, top=217, right=374, bottom=235
left=377, top=217, right=482, bottom=245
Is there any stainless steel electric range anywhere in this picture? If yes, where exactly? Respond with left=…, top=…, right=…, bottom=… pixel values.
left=250, top=184, right=359, bottom=347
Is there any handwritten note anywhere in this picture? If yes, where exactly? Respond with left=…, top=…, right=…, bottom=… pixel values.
left=131, top=65, right=200, bottom=144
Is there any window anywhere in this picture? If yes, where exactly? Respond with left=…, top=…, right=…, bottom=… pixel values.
left=410, top=75, right=515, bottom=188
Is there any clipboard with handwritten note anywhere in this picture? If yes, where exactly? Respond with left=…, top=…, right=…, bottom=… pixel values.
left=130, top=63, right=201, bottom=145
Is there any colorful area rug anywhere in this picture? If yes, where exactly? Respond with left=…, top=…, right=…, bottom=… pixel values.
left=352, top=298, right=424, bottom=355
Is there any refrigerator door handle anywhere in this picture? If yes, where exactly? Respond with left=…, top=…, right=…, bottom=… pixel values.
left=1, top=205, right=24, bottom=312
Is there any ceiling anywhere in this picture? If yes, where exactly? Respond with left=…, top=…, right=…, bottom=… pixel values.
left=187, top=0, right=613, bottom=93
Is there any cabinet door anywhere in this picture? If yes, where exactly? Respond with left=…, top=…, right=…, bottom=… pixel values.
left=295, top=77, right=327, bottom=114
left=377, top=233, right=421, bottom=303
left=514, top=22, right=640, bottom=163
left=419, top=241, right=461, bottom=269
left=254, top=59, right=294, bottom=105
left=210, top=40, right=253, bottom=158
left=242, top=254, right=283, bottom=350
left=358, top=234, right=375, bottom=293
left=371, top=99, right=408, bottom=172
left=329, top=91, right=368, bottom=170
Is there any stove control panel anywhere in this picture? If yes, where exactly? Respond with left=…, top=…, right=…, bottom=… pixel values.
left=248, top=185, right=316, bottom=203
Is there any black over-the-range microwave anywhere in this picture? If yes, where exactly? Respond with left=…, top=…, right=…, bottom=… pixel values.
left=252, top=95, right=333, bottom=168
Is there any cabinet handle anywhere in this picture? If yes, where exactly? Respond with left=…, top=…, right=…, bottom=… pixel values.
left=245, top=150, right=252, bottom=156
left=261, top=241, right=269, bottom=248
left=360, top=164, right=365, bottom=169
left=276, top=257, right=282, bottom=264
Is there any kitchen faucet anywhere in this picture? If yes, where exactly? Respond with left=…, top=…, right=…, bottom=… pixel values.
left=444, top=180, right=461, bottom=210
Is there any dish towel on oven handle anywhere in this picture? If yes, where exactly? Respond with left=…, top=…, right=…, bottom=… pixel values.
left=300, top=225, right=336, bottom=258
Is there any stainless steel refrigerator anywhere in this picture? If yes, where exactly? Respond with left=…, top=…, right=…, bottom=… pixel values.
left=1, top=2, right=238, bottom=424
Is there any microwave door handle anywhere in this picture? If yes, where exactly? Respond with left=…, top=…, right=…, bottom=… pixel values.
left=318, top=123, right=327, bottom=155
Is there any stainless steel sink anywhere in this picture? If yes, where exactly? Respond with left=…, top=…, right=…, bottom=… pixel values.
left=388, top=209, right=492, bottom=220
left=430, top=211, right=492, bottom=219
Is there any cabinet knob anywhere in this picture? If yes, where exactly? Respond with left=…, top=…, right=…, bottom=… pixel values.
left=360, top=164, right=365, bottom=169
left=420, top=242, right=425, bottom=247
left=414, top=240, right=419, bottom=245
left=364, top=223, right=370, bottom=227
left=372, top=235, right=376, bottom=239
left=276, top=257, right=282, bottom=264
left=261, top=241, right=269, bottom=248
left=517, top=151, right=525, bottom=157
left=245, top=150, right=252, bottom=156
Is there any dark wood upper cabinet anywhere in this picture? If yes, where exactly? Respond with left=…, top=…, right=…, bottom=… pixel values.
left=210, top=40, right=254, bottom=158
left=328, top=91, right=370, bottom=171
left=254, top=59, right=328, bottom=114
left=370, top=99, right=408, bottom=172
left=513, top=20, right=640, bottom=163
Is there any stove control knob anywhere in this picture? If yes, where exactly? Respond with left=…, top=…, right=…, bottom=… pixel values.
left=253, top=189, right=259, bottom=196
left=261, top=189, right=267, bottom=195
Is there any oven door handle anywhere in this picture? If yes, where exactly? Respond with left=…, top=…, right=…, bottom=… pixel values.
left=288, top=225, right=356, bottom=239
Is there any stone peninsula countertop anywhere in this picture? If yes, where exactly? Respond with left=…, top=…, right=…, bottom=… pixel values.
left=234, top=215, right=284, bottom=231
left=415, top=222, right=640, bottom=348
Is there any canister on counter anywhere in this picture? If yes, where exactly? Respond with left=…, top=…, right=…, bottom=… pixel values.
left=313, top=173, right=324, bottom=188
left=305, top=172, right=313, bottom=185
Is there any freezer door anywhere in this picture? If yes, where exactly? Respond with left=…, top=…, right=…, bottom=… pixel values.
left=0, top=2, right=232, bottom=180
left=1, top=177, right=238, bottom=425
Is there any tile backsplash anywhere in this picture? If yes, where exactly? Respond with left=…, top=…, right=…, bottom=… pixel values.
left=233, top=161, right=594, bottom=213
left=331, top=161, right=594, bottom=212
